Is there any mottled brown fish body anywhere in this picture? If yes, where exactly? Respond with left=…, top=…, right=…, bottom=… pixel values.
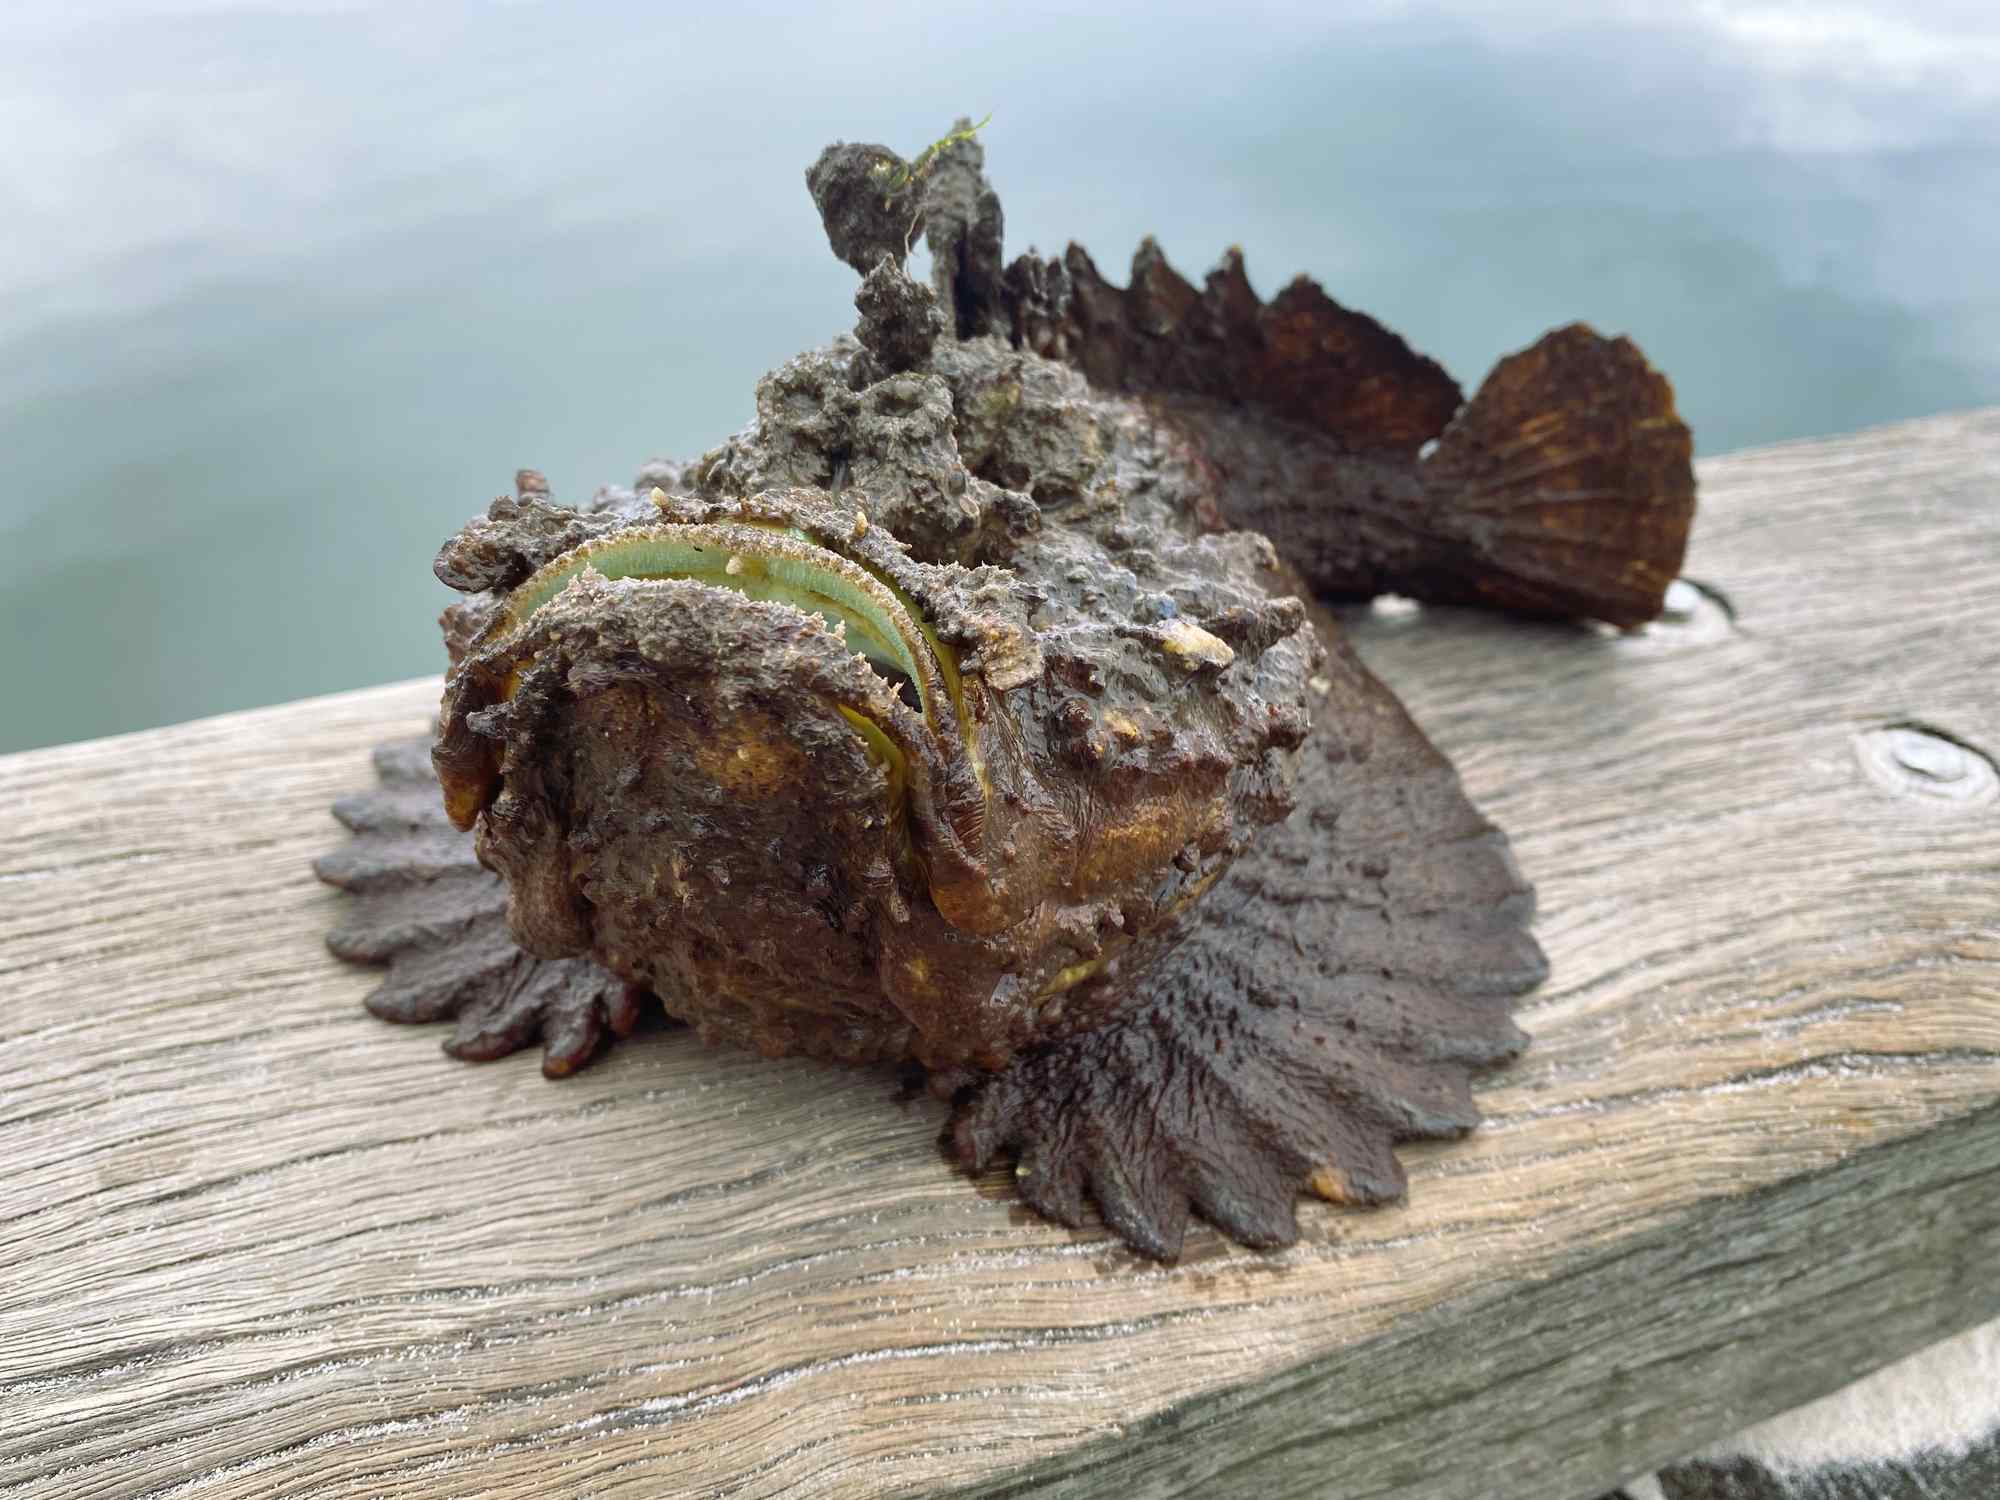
left=319, top=121, right=1694, bottom=1259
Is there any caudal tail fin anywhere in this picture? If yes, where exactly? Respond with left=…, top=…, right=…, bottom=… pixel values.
left=1418, top=324, right=1696, bottom=628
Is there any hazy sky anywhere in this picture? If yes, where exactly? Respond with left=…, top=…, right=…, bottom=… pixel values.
left=2, top=2, right=1996, bottom=323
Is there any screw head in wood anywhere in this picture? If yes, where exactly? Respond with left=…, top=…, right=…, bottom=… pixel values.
left=1855, top=724, right=1998, bottom=808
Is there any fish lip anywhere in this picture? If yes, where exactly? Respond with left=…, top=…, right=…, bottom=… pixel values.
left=493, top=517, right=961, bottom=743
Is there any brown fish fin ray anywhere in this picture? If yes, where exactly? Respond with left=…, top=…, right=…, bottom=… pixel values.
left=314, top=734, right=658, bottom=1078
left=946, top=630, right=1542, bottom=1260
left=1417, top=323, right=1696, bottom=626
left=1007, top=239, right=1463, bottom=458
left=1012, top=236, right=1696, bottom=627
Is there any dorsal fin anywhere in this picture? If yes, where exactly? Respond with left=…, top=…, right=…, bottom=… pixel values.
left=1008, top=239, right=1464, bottom=458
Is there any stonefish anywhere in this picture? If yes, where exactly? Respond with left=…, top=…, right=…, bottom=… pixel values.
left=317, top=125, right=1694, bottom=1260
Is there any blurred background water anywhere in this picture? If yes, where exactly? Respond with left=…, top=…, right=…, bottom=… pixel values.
left=3, top=0, right=1997, bottom=752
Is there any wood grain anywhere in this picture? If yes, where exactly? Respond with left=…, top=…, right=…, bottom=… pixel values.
left=3, top=409, right=1998, bottom=1500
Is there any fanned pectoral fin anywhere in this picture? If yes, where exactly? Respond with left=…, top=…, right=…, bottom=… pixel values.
left=314, top=734, right=658, bottom=1077
left=947, top=628, right=1543, bottom=1261
left=948, top=940, right=1510, bottom=1261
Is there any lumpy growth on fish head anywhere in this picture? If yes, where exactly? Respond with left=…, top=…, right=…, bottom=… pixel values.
left=432, top=458, right=1315, bottom=1071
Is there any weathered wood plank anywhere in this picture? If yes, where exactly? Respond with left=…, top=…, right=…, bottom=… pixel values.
left=2, top=409, right=1997, bottom=1499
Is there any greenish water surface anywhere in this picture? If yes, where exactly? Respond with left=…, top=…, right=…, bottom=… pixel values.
left=4, top=1, right=1997, bottom=751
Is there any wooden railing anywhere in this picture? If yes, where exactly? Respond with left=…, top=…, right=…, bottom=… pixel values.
left=3, top=409, right=1997, bottom=1499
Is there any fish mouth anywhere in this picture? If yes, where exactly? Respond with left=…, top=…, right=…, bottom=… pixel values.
left=437, top=513, right=1012, bottom=932
left=497, top=519, right=964, bottom=738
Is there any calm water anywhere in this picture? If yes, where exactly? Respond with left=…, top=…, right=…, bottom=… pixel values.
left=4, top=1, right=1997, bottom=752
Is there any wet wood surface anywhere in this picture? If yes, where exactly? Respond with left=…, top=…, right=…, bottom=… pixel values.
left=3, top=408, right=1997, bottom=1499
